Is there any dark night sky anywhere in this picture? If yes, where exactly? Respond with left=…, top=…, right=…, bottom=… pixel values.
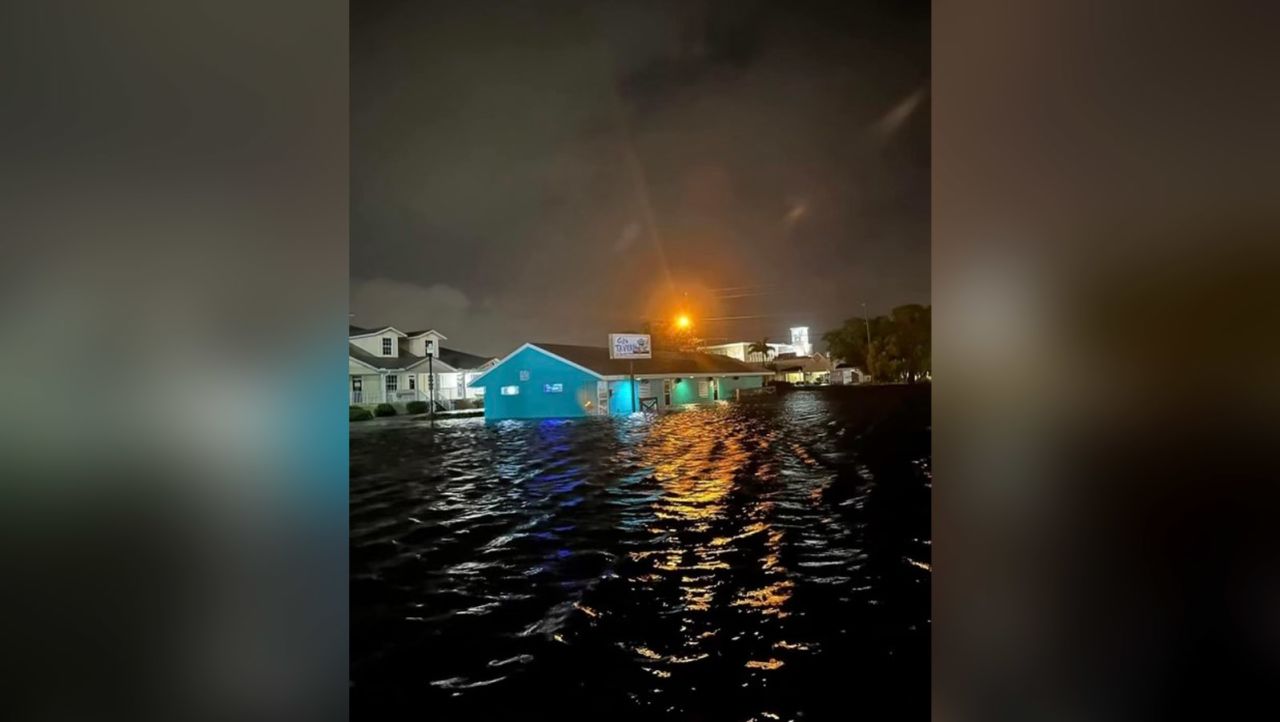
left=352, top=0, right=929, bottom=357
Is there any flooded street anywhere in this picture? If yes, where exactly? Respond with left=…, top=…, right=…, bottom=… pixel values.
left=351, top=386, right=930, bottom=721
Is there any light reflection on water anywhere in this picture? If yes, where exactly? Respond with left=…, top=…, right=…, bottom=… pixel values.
left=351, top=386, right=930, bottom=720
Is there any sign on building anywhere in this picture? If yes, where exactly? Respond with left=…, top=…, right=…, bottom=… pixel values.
left=608, top=333, right=652, bottom=359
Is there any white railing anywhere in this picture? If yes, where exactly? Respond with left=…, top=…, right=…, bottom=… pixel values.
left=351, top=389, right=383, bottom=405
left=350, top=382, right=484, bottom=410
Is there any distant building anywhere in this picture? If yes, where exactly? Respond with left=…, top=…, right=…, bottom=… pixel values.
left=468, top=343, right=772, bottom=420
left=830, top=364, right=871, bottom=385
left=772, top=352, right=836, bottom=384
left=789, top=326, right=812, bottom=356
left=699, top=340, right=799, bottom=364
left=348, top=325, right=496, bottom=408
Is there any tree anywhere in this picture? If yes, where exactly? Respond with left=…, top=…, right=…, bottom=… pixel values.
left=745, top=337, right=775, bottom=363
left=888, top=304, right=930, bottom=383
left=822, top=318, right=874, bottom=373
left=823, top=304, right=931, bottom=383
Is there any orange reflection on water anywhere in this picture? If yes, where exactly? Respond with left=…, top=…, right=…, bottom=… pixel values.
left=710, top=521, right=768, bottom=547
left=732, top=580, right=794, bottom=617
left=633, top=408, right=794, bottom=634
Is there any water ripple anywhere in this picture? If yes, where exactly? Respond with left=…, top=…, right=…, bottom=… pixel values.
left=352, top=386, right=931, bottom=720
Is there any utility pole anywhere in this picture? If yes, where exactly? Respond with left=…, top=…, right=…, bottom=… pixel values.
left=630, top=359, right=636, bottom=413
left=428, top=349, right=435, bottom=421
left=861, top=302, right=872, bottom=378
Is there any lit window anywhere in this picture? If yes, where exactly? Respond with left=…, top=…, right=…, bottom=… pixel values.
left=386, top=375, right=398, bottom=392
left=500, top=385, right=519, bottom=396
left=382, top=337, right=393, bottom=355
left=408, top=375, right=416, bottom=390
left=519, top=370, right=530, bottom=381
left=543, top=383, right=563, bottom=394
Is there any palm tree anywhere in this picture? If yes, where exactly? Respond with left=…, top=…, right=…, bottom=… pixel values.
left=746, top=338, right=775, bottom=364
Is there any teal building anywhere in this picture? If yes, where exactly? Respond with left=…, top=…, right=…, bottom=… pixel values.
left=468, top=343, right=772, bottom=420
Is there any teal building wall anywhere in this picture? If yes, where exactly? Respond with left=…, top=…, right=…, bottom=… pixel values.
left=716, top=374, right=764, bottom=399
left=471, top=346, right=769, bottom=420
left=469, top=347, right=599, bottom=420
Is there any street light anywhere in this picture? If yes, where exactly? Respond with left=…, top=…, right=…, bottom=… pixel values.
left=675, top=314, right=691, bottom=330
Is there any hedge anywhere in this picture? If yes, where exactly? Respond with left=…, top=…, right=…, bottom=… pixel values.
left=374, top=403, right=397, bottom=417
left=406, top=400, right=428, bottom=414
left=350, top=406, right=373, bottom=422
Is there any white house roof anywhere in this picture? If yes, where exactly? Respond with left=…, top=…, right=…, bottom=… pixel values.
left=348, top=324, right=406, bottom=339
left=404, top=329, right=447, bottom=339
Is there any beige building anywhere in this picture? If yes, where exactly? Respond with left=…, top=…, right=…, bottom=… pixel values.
left=699, top=340, right=799, bottom=365
left=772, top=352, right=836, bottom=384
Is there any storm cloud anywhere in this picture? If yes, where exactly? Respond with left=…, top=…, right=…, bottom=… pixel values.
left=352, top=0, right=928, bottom=355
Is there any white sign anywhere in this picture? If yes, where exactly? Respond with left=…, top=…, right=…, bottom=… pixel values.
left=608, top=333, right=652, bottom=359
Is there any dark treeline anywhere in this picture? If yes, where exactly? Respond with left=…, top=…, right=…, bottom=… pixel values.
left=823, top=304, right=931, bottom=383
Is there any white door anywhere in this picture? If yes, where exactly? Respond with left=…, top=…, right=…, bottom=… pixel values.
left=596, top=381, right=609, bottom=415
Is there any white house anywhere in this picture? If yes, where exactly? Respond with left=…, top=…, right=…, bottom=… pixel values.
left=699, top=340, right=799, bottom=365
left=830, top=364, right=872, bottom=385
left=348, top=325, right=496, bottom=408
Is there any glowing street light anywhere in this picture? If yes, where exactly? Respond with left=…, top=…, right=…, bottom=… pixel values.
left=675, top=314, right=691, bottom=330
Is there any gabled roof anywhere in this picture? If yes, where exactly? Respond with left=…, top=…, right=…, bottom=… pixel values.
left=537, top=343, right=771, bottom=377
left=470, top=342, right=772, bottom=386
left=773, top=354, right=834, bottom=373
left=398, top=338, right=460, bottom=371
left=348, top=324, right=406, bottom=339
left=438, top=346, right=495, bottom=370
left=404, top=329, right=447, bottom=339
left=349, top=343, right=430, bottom=371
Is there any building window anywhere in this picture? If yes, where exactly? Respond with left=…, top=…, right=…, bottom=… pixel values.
left=519, top=370, right=530, bottom=381
left=382, top=337, right=393, bottom=355
left=543, top=383, right=563, bottom=394
left=408, top=375, right=416, bottom=390
left=386, top=375, right=398, bottom=392
left=697, top=380, right=709, bottom=397
left=500, top=385, right=520, bottom=396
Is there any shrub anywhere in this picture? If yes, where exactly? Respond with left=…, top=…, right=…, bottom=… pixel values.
left=406, top=400, right=428, bottom=414
left=374, top=403, right=397, bottom=417
left=350, top=406, right=373, bottom=422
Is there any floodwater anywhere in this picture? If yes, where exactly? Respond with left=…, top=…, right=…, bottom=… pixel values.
left=351, top=386, right=931, bottom=721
